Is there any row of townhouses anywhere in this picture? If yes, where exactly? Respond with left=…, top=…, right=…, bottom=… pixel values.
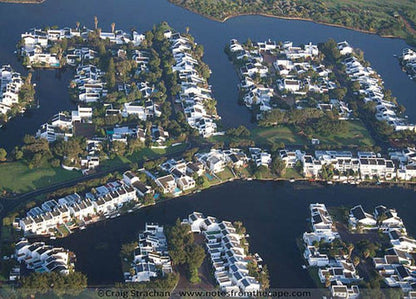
left=279, top=149, right=414, bottom=181
left=15, top=238, right=74, bottom=275
left=186, top=212, right=262, bottom=293
left=19, top=180, right=138, bottom=235
left=125, top=223, right=172, bottom=282
left=169, top=32, right=218, bottom=137
left=0, top=65, right=23, bottom=115
left=302, top=203, right=360, bottom=299
left=400, top=48, right=416, bottom=80
left=341, top=46, right=416, bottom=131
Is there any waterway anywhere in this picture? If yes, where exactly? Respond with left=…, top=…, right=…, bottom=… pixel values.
left=0, top=0, right=416, bottom=150
left=1, top=0, right=416, bottom=288
left=51, top=181, right=416, bottom=287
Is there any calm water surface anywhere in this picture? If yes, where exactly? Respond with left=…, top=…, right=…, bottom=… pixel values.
left=0, top=0, right=415, bottom=150
left=1, top=0, right=416, bottom=288
left=51, top=181, right=416, bottom=287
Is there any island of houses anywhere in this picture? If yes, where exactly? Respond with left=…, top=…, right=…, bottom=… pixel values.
left=169, top=31, right=219, bottom=137
left=227, top=38, right=415, bottom=132
left=124, top=223, right=172, bottom=282
left=227, top=39, right=344, bottom=119
left=185, top=212, right=264, bottom=293
left=14, top=238, right=75, bottom=279
left=349, top=205, right=416, bottom=295
left=0, top=65, right=25, bottom=118
left=302, top=203, right=360, bottom=299
left=399, top=48, right=416, bottom=81
left=342, top=49, right=415, bottom=131
left=302, top=203, right=416, bottom=298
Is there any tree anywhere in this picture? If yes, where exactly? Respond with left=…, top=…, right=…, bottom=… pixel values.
left=347, top=243, right=354, bottom=259
left=106, top=58, right=116, bottom=89
left=186, top=244, right=205, bottom=283
left=120, top=241, right=138, bottom=261
left=0, top=148, right=7, bottom=161
left=19, top=272, right=87, bottom=297
left=271, top=157, right=286, bottom=176
left=353, top=256, right=360, bottom=267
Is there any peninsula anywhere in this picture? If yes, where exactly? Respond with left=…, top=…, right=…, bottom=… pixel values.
left=168, top=0, right=416, bottom=46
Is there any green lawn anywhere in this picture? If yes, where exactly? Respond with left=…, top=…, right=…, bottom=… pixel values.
left=251, top=126, right=306, bottom=146
left=211, top=120, right=374, bottom=148
left=282, top=168, right=303, bottom=179
left=217, top=167, right=235, bottom=181
left=0, top=161, right=81, bottom=194
left=312, top=120, right=375, bottom=148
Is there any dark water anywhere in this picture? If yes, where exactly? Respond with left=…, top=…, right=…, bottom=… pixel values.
left=2, top=0, right=416, bottom=288
left=51, top=181, right=416, bottom=287
left=1, top=0, right=416, bottom=150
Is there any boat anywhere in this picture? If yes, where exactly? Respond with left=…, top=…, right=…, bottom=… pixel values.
left=302, top=265, right=307, bottom=269
left=116, top=213, right=121, bottom=217
left=127, top=209, right=133, bottom=213
left=327, top=181, right=333, bottom=185
left=289, top=178, right=295, bottom=183
left=80, top=226, right=86, bottom=230
left=50, top=236, right=56, bottom=240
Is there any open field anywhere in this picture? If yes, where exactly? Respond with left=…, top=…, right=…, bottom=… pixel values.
left=0, top=161, right=81, bottom=194
left=211, top=120, right=374, bottom=148
left=169, top=0, right=416, bottom=45
left=310, top=120, right=375, bottom=148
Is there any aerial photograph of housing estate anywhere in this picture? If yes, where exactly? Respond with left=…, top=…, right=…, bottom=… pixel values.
left=1, top=0, right=416, bottom=298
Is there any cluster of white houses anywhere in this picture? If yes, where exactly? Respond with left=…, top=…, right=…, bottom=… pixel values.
left=279, top=148, right=416, bottom=181
left=303, top=204, right=360, bottom=299
left=349, top=205, right=416, bottom=295
left=19, top=26, right=145, bottom=68
left=125, top=223, right=172, bottom=282
left=341, top=44, right=416, bottom=131
left=169, top=32, right=218, bottom=137
left=0, top=65, right=24, bottom=115
left=72, top=64, right=107, bottom=103
left=228, top=39, right=340, bottom=117
left=186, top=212, right=262, bottom=293
left=19, top=180, right=138, bottom=236
left=400, top=48, right=416, bottom=80
left=15, top=238, right=74, bottom=275
left=36, top=105, right=93, bottom=142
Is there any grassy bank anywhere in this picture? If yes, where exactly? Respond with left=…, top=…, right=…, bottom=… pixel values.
left=0, top=161, right=81, bottom=194
left=211, top=120, right=374, bottom=149
left=169, top=0, right=416, bottom=45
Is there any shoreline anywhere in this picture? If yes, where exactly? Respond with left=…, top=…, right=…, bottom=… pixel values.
left=0, top=0, right=44, bottom=3
left=170, top=4, right=404, bottom=42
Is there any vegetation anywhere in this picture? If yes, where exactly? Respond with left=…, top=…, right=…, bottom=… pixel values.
left=0, top=160, right=81, bottom=195
left=0, top=73, right=36, bottom=124
left=166, top=219, right=206, bottom=283
left=18, top=271, right=87, bottom=297
left=169, top=0, right=416, bottom=45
